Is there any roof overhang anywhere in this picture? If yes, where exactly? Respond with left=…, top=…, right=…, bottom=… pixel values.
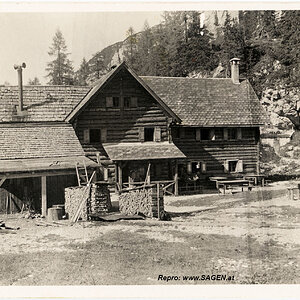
left=102, top=142, right=186, bottom=161
left=65, top=61, right=181, bottom=124
left=0, top=156, right=98, bottom=177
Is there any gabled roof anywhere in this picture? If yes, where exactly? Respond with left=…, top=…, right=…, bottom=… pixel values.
left=0, top=123, right=84, bottom=160
left=65, top=62, right=181, bottom=123
left=141, top=76, right=265, bottom=127
left=102, top=142, right=186, bottom=161
left=0, top=85, right=90, bottom=122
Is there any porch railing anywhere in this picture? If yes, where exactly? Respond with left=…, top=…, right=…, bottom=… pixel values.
left=120, top=180, right=176, bottom=196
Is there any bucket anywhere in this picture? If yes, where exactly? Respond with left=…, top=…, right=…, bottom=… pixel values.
left=52, top=204, right=65, bottom=215
left=47, top=207, right=63, bottom=221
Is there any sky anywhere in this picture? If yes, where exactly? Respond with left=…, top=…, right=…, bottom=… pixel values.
left=0, top=12, right=163, bottom=85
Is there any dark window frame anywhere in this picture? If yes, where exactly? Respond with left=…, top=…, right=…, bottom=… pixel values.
left=144, top=127, right=155, bottom=142
left=89, top=129, right=101, bottom=143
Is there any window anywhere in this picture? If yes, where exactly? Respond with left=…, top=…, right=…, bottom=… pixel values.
left=144, top=127, right=154, bottom=142
left=224, top=159, right=243, bottom=173
left=228, top=160, right=238, bottom=172
left=113, top=97, right=120, bottom=108
left=185, top=128, right=196, bottom=139
left=215, top=128, right=224, bottom=140
left=187, top=161, right=206, bottom=174
left=124, top=97, right=130, bottom=108
left=228, top=128, right=237, bottom=140
left=124, top=97, right=138, bottom=108
left=201, top=129, right=210, bottom=140
left=90, top=129, right=101, bottom=143
left=83, top=128, right=107, bottom=143
left=192, top=162, right=201, bottom=173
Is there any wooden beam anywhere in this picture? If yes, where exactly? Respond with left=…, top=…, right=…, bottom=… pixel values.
left=0, top=177, right=6, bottom=187
left=118, top=164, right=123, bottom=188
left=41, top=176, right=47, bottom=217
left=0, top=170, right=77, bottom=179
left=174, top=160, right=179, bottom=196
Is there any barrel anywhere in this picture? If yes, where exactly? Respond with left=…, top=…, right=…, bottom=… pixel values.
left=47, top=207, right=63, bottom=221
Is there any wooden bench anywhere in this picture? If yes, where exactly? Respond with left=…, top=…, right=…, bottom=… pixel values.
left=244, top=175, right=266, bottom=186
left=217, top=179, right=253, bottom=195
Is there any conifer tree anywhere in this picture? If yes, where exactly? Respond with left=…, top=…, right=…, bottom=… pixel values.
left=75, top=58, right=90, bottom=86
left=46, top=29, right=74, bottom=85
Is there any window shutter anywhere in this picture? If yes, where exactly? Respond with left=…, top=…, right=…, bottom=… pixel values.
left=223, top=128, right=228, bottom=140
left=154, top=127, right=161, bottom=142
left=179, top=128, right=185, bottom=138
left=83, top=129, right=90, bottom=143
left=224, top=160, right=229, bottom=173
left=196, top=129, right=201, bottom=141
left=201, top=162, right=207, bottom=173
left=139, top=127, right=145, bottom=142
left=210, top=129, right=215, bottom=140
left=187, top=162, right=192, bottom=174
left=237, top=128, right=242, bottom=140
left=237, top=160, right=243, bottom=172
left=106, top=97, right=113, bottom=108
left=131, top=97, right=138, bottom=108
left=104, top=168, right=109, bottom=181
left=101, top=128, right=107, bottom=142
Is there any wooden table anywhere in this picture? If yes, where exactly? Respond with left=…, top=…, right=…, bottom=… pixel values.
left=217, top=179, right=252, bottom=195
left=244, top=175, right=265, bottom=186
left=209, top=177, right=228, bottom=190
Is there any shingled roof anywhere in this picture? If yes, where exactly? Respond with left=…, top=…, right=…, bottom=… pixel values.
left=0, top=85, right=90, bottom=122
left=141, top=76, right=264, bottom=127
left=0, top=123, right=84, bottom=160
left=0, top=123, right=99, bottom=173
left=103, top=142, right=186, bottom=161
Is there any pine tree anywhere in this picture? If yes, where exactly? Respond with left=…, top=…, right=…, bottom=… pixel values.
left=88, top=54, right=106, bottom=83
left=135, top=21, right=154, bottom=75
left=46, top=29, right=74, bottom=85
left=173, top=12, right=216, bottom=77
left=123, top=27, right=137, bottom=68
left=277, top=10, right=300, bottom=84
left=76, top=58, right=90, bottom=86
left=28, top=77, right=41, bottom=85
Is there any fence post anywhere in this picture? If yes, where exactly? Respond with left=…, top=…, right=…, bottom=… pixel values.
left=157, top=183, right=160, bottom=220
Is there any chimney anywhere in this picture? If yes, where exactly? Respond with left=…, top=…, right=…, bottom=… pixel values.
left=14, top=62, right=26, bottom=113
left=230, top=58, right=240, bottom=84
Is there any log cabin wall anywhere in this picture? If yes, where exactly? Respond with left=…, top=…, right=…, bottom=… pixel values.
left=172, top=126, right=260, bottom=176
left=74, top=68, right=172, bottom=180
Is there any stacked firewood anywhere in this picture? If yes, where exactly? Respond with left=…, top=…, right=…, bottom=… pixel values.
left=88, top=184, right=112, bottom=215
left=119, top=186, right=164, bottom=218
left=65, top=186, right=89, bottom=221
left=65, top=183, right=112, bottom=221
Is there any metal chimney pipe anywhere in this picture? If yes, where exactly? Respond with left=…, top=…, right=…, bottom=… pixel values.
left=14, top=62, right=26, bottom=112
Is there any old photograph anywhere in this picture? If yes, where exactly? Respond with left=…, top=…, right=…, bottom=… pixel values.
left=0, top=3, right=300, bottom=291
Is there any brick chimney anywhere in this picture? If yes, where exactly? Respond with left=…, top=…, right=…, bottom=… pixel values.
left=230, top=58, right=240, bottom=84
left=14, top=62, right=26, bottom=114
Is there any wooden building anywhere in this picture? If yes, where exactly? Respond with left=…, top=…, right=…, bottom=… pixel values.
left=0, top=85, right=98, bottom=215
left=66, top=59, right=265, bottom=195
left=0, top=58, right=265, bottom=214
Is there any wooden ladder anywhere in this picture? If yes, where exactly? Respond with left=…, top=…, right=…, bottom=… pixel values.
left=75, top=160, right=89, bottom=186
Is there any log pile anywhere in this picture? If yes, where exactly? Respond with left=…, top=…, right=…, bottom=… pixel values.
left=65, top=183, right=111, bottom=221
left=119, top=185, right=164, bottom=218
left=65, top=186, right=89, bottom=221
left=88, top=183, right=112, bottom=215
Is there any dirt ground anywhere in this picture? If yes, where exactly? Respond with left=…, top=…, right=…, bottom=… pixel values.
left=0, top=180, right=300, bottom=285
